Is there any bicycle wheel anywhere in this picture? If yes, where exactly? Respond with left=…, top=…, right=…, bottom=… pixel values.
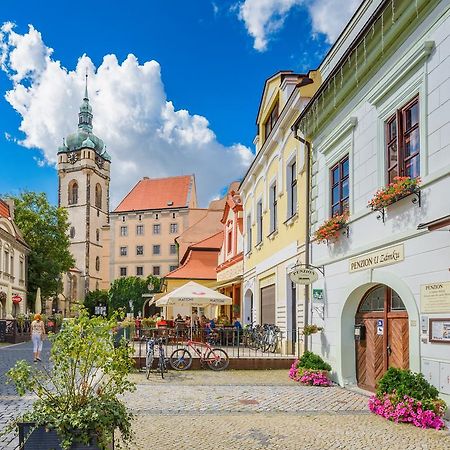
left=170, top=348, right=192, bottom=370
left=146, top=353, right=154, bottom=379
left=206, top=348, right=229, bottom=371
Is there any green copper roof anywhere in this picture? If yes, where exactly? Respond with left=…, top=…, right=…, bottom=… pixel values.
left=58, top=73, right=111, bottom=162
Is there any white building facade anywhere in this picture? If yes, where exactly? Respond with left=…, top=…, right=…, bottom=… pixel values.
left=294, top=0, right=450, bottom=405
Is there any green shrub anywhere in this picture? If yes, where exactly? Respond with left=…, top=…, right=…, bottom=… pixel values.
left=297, top=351, right=331, bottom=372
left=376, top=367, right=441, bottom=411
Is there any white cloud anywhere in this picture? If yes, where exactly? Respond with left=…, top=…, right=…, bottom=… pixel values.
left=237, top=0, right=361, bottom=51
left=0, top=23, right=253, bottom=207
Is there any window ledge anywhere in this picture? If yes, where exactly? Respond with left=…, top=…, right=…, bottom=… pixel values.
left=255, top=241, right=263, bottom=250
left=245, top=250, right=252, bottom=258
left=267, top=229, right=278, bottom=240
left=284, top=212, right=298, bottom=227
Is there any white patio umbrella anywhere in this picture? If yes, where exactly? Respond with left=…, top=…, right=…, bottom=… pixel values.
left=5, top=284, right=13, bottom=318
left=35, top=287, right=42, bottom=314
left=155, top=281, right=232, bottom=307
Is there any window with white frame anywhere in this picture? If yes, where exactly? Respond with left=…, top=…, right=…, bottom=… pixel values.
left=256, top=200, right=263, bottom=244
left=120, top=226, right=128, bottom=237
left=246, top=214, right=252, bottom=253
left=119, top=267, right=127, bottom=277
left=120, top=246, right=128, bottom=256
left=153, top=245, right=160, bottom=255
left=170, top=223, right=178, bottom=234
left=269, top=182, right=277, bottom=234
left=136, top=245, right=144, bottom=256
left=286, top=159, right=297, bottom=218
left=136, top=224, right=144, bottom=235
left=170, top=244, right=177, bottom=255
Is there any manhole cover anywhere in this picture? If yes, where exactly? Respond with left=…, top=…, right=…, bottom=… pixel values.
left=239, top=399, right=259, bottom=405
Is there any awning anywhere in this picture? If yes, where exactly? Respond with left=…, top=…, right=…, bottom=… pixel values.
left=156, top=281, right=232, bottom=307
left=417, top=214, right=450, bottom=231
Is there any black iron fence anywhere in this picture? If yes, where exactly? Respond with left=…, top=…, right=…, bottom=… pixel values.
left=0, top=319, right=31, bottom=343
left=128, top=326, right=305, bottom=360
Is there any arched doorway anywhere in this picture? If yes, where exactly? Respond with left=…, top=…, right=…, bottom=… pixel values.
left=243, top=290, right=253, bottom=325
left=355, top=284, right=409, bottom=391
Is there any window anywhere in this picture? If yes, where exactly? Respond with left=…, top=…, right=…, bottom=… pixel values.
left=138, top=214, right=142, bottom=221
left=136, top=245, right=144, bottom=256
left=264, top=101, right=279, bottom=142
left=95, top=183, right=102, bottom=209
left=153, top=245, right=160, bottom=255
left=153, top=266, right=161, bottom=276
left=287, top=160, right=297, bottom=218
left=169, top=265, right=178, bottom=272
left=120, top=226, right=128, bottom=236
left=256, top=200, right=263, bottom=244
left=136, top=225, right=144, bottom=235
left=120, top=246, right=128, bottom=256
left=70, top=226, right=75, bottom=239
left=153, top=224, right=161, bottom=234
left=4, top=251, right=9, bottom=274
left=68, top=180, right=78, bottom=205
left=10, top=255, right=13, bottom=277
left=227, top=230, right=233, bottom=254
left=269, top=182, right=277, bottom=233
left=386, top=97, right=420, bottom=183
left=170, top=244, right=177, bottom=255
left=136, top=266, right=144, bottom=276
left=172, top=212, right=176, bottom=219
left=170, top=223, right=178, bottom=234
left=155, top=213, right=159, bottom=220
left=330, top=156, right=349, bottom=216
left=95, top=256, right=100, bottom=272
left=121, top=215, right=126, bottom=222
left=246, top=214, right=252, bottom=253
left=120, top=267, right=127, bottom=277
left=96, top=229, right=100, bottom=242
left=20, top=260, right=24, bottom=280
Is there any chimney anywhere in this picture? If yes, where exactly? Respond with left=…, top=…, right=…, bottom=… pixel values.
left=4, top=198, right=15, bottom=220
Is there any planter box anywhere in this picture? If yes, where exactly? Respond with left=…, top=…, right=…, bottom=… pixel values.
left=19, top=423, right=114, bottom=450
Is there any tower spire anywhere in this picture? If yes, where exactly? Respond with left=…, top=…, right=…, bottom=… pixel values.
left=84, top=69, right=89, bottom=100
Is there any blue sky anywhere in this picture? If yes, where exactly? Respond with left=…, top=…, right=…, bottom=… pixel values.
left=0, top=0, right=358, bottom=206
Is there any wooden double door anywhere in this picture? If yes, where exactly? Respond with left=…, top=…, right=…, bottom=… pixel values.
left=355, top=285, right=409, bottom=391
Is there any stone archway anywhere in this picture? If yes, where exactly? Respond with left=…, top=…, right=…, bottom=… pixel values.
left=336, top=270, right=420, bottom=387
left=243, top=289, right=254, bottom=325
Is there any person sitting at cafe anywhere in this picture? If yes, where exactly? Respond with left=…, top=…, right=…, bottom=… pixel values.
left=184, top=316, right=191, bottom=327
left=233, top=317, right=242, bottom=330
left=191, top=309, right=199, bottom=328
left=175, top=313, right=184, bottom=323
left=156, top=316, right=167, bottom=327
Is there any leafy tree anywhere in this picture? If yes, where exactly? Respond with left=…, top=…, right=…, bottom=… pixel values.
left=84, top=289, right=109, bottom=316
left=10, top=192, right=74, bottom=306
left=108, top=275, right=161, bottom=317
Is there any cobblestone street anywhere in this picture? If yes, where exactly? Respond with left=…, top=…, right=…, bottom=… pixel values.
left=1, top=343, right=450, bottom=449
left=125, top=370, right=450, bottom=450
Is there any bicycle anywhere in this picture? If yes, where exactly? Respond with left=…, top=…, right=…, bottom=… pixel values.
left=169, top=339, right=229, bottom=371
left=144, top=337, right=167, bottom=379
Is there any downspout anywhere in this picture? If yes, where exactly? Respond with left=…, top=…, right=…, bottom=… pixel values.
left=293, top=131, right=312, bottom=352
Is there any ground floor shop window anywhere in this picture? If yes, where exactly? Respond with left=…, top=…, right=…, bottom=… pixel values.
left=260, top=284, right=275, bottom=325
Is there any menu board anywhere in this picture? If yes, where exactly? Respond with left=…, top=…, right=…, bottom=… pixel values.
left=429, top=318, right=450, bottom=344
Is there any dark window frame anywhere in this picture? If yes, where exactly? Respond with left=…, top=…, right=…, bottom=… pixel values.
left=330, top=155, right=349, bottom=217
left=264, top=100, right=279, bottom=142
left=385, top=96, right=420, bottom=183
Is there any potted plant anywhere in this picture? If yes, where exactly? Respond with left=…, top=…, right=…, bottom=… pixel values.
left=368, top=367, right=447, bottom=430
left=302, top=324, right=323, bottom=336
left=3, top=308, right=136, bottom=449
left=313, top=211, right=349, bottom=244
left=289, top=351, right=332, bottom=386
left=368, top=176, right=421, bottom=211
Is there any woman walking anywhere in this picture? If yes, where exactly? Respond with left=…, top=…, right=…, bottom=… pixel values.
left=31, top=313, right=46, bottom=362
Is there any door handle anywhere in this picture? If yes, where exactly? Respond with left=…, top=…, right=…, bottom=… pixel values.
left=387, top=345, right=392, bottom=355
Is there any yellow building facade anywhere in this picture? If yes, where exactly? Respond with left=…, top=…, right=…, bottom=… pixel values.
left=240, top=71, right=320, bottom=345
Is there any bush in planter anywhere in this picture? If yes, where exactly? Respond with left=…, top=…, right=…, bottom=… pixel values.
left=368, top=367, right=447, bottom=430
left=3, top=308, right=136, bottom=449
left=289, top=351, right=332, bottom=386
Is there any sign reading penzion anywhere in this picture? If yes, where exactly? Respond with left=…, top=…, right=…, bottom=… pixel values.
left=349, top=244, right=404, bottom=273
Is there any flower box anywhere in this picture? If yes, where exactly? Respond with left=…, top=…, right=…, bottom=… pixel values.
left=313, top=211, right=349, bottom=244
left=18, top=423, right=114, bottom=450
left=368, top=176, right=421, bottom=222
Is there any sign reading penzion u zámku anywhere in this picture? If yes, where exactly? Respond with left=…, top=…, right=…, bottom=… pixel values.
left=349, top=244, right=404, bottom=273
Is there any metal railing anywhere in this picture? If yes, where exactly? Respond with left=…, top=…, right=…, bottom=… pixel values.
left=129, top=326, right=305, bottom=361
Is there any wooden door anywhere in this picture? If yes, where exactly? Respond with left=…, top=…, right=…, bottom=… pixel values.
left=355, top=285, right=409, bottom=391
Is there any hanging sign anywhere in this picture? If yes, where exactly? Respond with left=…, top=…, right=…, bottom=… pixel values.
left=290, top=266, right=319, bottom=285
left=12, top=294, right=22, bottom=304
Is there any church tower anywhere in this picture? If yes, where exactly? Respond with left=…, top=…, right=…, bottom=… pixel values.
left=57, top=75, right=111, bottom=308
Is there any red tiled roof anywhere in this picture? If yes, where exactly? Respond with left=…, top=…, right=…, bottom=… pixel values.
left=165, top=249, right=219, bottom=280
left=114, top=175, right=193, bottom=212
left=0, top=199, right=10, bottom=219
left=190, top=231, right=223, bottom=250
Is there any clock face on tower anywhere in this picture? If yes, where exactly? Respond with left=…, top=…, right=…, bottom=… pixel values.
left=68, top=152, right=79, bottom=165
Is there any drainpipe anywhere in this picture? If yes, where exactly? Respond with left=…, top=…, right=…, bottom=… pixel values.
left=293, top=131, right=312, bottom=352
